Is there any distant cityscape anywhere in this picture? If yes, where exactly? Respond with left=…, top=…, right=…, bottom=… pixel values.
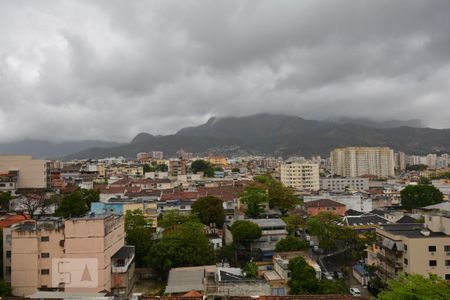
left=0, top=145, right=450, bottom=298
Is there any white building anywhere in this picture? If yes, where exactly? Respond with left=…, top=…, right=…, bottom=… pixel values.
left=331, top=147, right=395, bottom=178
left=304, top=193, right=373, bottom=213
left=280, top=162, right=319, bottom=191
left=320, top=177, right=369, bottom=192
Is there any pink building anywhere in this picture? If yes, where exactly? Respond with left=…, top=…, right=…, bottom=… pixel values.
left=304, top=199, right=346, bottom=216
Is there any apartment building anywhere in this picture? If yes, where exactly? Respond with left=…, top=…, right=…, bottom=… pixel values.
left=0, top=155, right=48, bottom=189
left=320, top=177, right=369, bottom=192
left=330, top=147, right=395, bottom=178
left=280, top=162, right=319, bottom=191
left=367, top=214, right=450, bottom=282
left=4, top=214, right=134, bottom=296
left=248, top=219, right=288, bottom=258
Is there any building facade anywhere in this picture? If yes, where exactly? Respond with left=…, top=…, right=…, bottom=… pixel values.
left=280, top=162, right=319, bottom=191
left=330, top=147, right=395, bottom=178
left=0, top=155, right=48, bottom=189
left=320, top=177, right=369, bottom=192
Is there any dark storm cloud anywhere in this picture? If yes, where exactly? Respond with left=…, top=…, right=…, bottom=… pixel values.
left=1, top=0, right=450, bottom=142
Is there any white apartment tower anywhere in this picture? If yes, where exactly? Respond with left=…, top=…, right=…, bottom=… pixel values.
left=331, top=147, right=395, bottom=178
left=280, top=162, right=320, bottom=191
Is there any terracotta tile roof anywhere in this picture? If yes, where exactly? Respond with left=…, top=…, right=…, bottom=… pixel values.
left=0, top=214, right=30, bottom=228
left=304, top=199, right=346, bottom=208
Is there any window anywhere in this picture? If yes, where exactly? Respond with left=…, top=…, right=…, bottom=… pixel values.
left=404, top=258, right=408, bottom=265
left=41, top=236, right=49, bottom=242
left=446, top=260, right=450, bottom=266
left=445, top=245, right=450, bottom=252
left=41, top=269, right=50, bottom=275
left=429, top=245, right=437, bottom=252
left=429, top=260, right=437, bottom=267
left=6, top=267, right=11, bottom=275
left=446, top=274, right=450, bottom=280
left=6, top=251, right=11, bottom=258
left=41, top=253, right=50, bottom=258
left=404, top=244, right=407, bottom=251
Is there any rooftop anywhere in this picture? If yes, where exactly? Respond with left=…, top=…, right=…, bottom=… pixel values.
left=304, top=199, right=346, bottom=208
left=248, top=218, right=287, bottom=228
left=380, top=223, right=448, bottom=238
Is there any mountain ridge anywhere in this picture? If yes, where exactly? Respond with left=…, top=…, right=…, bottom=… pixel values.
left=63, top=114, right=450, bottom=160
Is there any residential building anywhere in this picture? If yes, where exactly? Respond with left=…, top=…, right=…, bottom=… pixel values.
left=304, top=199, right=346, bottom=216
left=0, top=155, right=49, bottom=189
left=320, top=177, right=369, bottom=192
left=208, top=156, right=228, bottom=167
left=330, top=147, right=395, bottom=178
left=280, top=162, right=320, bottom=191
left=367, top=213, right=450, bottom=282
left=176, top=149, right=193, bottom=161
left=304, top=193, right=372, bottom=213
left=150, top=151, right=164, bottom=160
left=5, top=215, right=134, bottom=296
left=247, top=219, right=288, bottom=258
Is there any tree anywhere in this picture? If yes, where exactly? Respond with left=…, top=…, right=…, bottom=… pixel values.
left=307, top=212, right=344, bottom=251
left=317, top=280, right=347, bottom=294
left=288, top=257, right=320, bottom=294
left=143, top=164, right=155, bottom=173
left=240, top=185, right=269, bottom=218
left=158, top=210, right=199, bottom=229
left=282, top=213, right=306, bottom=235
left=81, top=189, right=100, bottom=207
left=243, top=261, right=258, bottom=278
left=20, top=194, right=56, bottom=219
left=155, top=164, right=168, bottom=172
left=377, top=274, right=450, bottom=300
left=275, top=236, right=309, bottom=252
left=232, top=167, right=240, bottom=173
left=125, top=210, right=153, bottom=267
left=400, top=184, right=443, bottom=209
left=230, top=220, right=262, bottom=247
left=191, top=159, right=211, bottom=173
left=268, top=182, right=298, bottom=215
left=192, top=196, right=225, bottom=227
left=55, top=190, right=89, bottom=218
left=146, top=220, right=215, bottom=276
left=0, top=279, right=12, bottom=297
left=419, top=176, right=431, bottom=185
left=406, top=164, right=428, bottom=171
left=0, top=192, right=11, bottom=211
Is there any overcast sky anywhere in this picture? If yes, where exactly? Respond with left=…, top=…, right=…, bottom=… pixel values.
left=1, top=0, right=450, bottom=142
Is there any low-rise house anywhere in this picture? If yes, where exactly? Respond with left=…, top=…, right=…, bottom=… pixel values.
left=248, top=219, right=288, bottom=259
left=304, top=199, right=346, bottom=216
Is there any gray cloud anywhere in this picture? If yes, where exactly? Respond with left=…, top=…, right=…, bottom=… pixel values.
left=1, top=0, right=450, bottom=142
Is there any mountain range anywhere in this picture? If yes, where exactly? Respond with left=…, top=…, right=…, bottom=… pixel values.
left=60, top=114, right=450, bottom=159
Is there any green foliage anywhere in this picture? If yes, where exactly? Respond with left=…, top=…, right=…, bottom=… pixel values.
left=191, top=159, right=214, bottom=177
left=288, top=257, right=320, bottom=294
left=230, top=220, right=262, bottom=246
left=243, top=261, right=258, bottom=278
left=282, top=213, right=306, bottom=234
left=430, top=172, right=450, bottom=180
left=81, top=189, right=100, bottom=207
left=253, top=174, right=298, bottom=215
left=147, top=221, right=215, bottom=276
left=275, top=236, right=309, bottom=252
left=231, top=167, right=240, bottom=173
left=317, top=280, right=347, bottom=294
left=55, top=190, right=89, bottom=218
left=143, top=164, right=156, bottom=173
left=0, top=279, right=12, bottom=297
left=400, top=184, right=443, bottom=209
left=288, top=256, right=347, bottom=295
left=125, top=210, right=153, bottom=267
left=406, top=164, right=428, bottom=171
left=0, top=192, right=11, bottom=211
left=377, top=274, right=450, bottom=300
left=155, top=164, right=168, bottom=172
left=240, top=185, right=269, bottom=218
left=307, top=212, right=344, bottom=251
left=419, top=176, right=431, bottom=185
left=214, top=166, right=224, bottom=172
left=158, top=210, right=200, bottom=229
left=192, top=196, right=225, bottom=227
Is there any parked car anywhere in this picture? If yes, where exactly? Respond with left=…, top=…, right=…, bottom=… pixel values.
left=323, top=272, right=333, bottom=280
left=334, top=271, right=344, bottom=280
left=349, top=287, right=361, bottom=297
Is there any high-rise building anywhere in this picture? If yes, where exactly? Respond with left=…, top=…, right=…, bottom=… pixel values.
left=395, top=151, right=407, bottom=172
left=426, top=154, right=438, bottom=169
left=280, top=162, right=320, bottom=191
left=330, top=147, right=395, bottom=178
left=150, top=151, right=164, bottom=160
